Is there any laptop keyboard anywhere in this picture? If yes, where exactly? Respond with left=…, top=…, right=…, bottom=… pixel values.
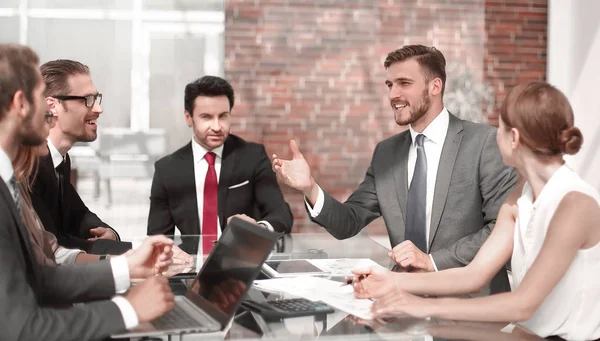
left=267, top=298, right=332, bottom=312
left=152, top=300, right=214, bottom=331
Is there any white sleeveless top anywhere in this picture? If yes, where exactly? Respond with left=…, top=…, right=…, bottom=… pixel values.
left=512, top=165, right=600, bottom=340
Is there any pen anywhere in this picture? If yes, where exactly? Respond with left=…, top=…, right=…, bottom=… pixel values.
left=341, top=275, right=365, bottom=286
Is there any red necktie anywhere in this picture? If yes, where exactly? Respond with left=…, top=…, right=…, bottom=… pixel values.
left=202, top=152, right=218, bottom=254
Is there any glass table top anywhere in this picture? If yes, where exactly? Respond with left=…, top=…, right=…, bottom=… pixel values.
left=130, top=232, right=546, bottom=341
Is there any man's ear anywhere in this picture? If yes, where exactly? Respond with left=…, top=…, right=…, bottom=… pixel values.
left=430, top=78, right=443, bottom=97
left=46, top=97, right=58, bottom=115
left=13, top=89, right=28, bottom=119
left=184, top=110, right=193, bottom=127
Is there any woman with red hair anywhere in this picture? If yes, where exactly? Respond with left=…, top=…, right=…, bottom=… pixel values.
left=351, top=82, right=600, bottom=340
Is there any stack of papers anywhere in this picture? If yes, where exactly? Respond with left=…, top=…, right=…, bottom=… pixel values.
left=254, top=276, right=374, bottom=320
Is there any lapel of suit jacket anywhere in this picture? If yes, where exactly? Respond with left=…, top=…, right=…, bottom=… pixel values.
left=429, top=114, right=464, bottom=247
left=64, top=153, right=72, bottom=183
left=178, top=142, right=200, bottom=234
left=40, top=151, right=66, bottom=225
left=391, top=133, right=412, bottom=246
left=39, top=151, right=60, bottom=195
left=218, top=137, right=236, bottom=229
left=0, top=179, right=36, bottom=266
left=62, top=153, right=72, bottom=223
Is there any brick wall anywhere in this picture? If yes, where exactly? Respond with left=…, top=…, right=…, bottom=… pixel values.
left=224, top=0, right=547, bottom=233
left=484, top=0, right=547, bottom=126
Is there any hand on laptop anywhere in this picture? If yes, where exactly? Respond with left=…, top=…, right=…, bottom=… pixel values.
left=125, top=276, right=175, bottom=323
left=351, top=266, right=398, bottom=299
left=126, top=235, right=174, bottom=278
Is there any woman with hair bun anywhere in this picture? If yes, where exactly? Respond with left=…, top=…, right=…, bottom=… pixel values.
left=350, top=82, right=600, bottom=340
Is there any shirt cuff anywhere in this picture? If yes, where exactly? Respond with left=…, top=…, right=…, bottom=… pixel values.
left=428, top=254, right=439, bottom=272
left=131, top=240, right=142, bottom=250
left=110, top=255, right=131, bottom=293
left=105, top=227, right=120, bottom=241
left=257, top=220, right=274, bottom=232
left=305, top=186, right=325, bottom=217
left=54, top=247, right=84, bottom=265
left=111, top=295, right=139, bottom=330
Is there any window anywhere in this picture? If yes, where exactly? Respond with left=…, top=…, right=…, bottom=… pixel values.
left=1, top=0, right=225, bottom=239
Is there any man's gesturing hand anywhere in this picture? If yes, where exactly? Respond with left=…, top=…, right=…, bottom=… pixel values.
left=126, top=235, right=174, bottom=279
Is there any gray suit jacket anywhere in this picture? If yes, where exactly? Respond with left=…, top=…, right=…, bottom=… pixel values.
left=312, top=114, right=517, bottom=294
left=0, top=178, right=126, bottom=340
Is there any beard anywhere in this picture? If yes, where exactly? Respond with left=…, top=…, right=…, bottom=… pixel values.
left=76, top=131, right=98, bottom=143
left=20, top=103, right=46, bottom=146
left=394, top=88, right=431, bottom=126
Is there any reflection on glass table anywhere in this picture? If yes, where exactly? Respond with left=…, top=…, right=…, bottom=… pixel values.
left=129, top=232, right=550, bottom=341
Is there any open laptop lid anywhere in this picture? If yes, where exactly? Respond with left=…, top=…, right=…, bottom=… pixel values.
left=183, top=217, right=281, bottom=328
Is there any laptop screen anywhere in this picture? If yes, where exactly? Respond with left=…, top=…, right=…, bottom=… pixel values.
left=187, top=219, right=277, bottom=320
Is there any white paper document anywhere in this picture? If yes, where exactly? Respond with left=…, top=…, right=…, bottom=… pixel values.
left=253, top=276, right=341, bottom=301
left=307, top=258, right=383, bottom=276
left=253, top=277, right=374, bottom=320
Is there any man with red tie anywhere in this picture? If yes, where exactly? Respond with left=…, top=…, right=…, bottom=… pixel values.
left=147, top=76, right=293, bottom=251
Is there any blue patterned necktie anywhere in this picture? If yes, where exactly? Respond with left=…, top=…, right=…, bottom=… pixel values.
left=405, top=134, right=428, bottom=252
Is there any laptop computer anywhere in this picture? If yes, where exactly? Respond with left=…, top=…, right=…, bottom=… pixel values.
left=112, top=217, right=281, bottom=338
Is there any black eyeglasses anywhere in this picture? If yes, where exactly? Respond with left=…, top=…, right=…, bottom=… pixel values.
left=53, top=93, right=102, bottom=108
left=44, top=112, right=56, bottom=124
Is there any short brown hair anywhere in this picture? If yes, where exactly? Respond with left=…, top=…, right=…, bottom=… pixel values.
left=384, top=45, right=447, bottom=96
left=0, top=44, right=40, bottom=120
left=500, top=81, right=583, bottom=156
left=41, top=59, right=89, bottom=97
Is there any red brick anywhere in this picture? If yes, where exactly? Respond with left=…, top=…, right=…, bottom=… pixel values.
left=225, top=0, right=547, bottom=232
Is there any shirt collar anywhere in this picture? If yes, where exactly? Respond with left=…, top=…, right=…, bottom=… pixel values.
left=191, top=138, right=224, bottom=164
left=47, top=138, right=65, bottom=169
left=409, top=107, right=450, bottom=146
left=0, top=147, right=14, bottom=184
left=531, top=164, right=570, bottom=209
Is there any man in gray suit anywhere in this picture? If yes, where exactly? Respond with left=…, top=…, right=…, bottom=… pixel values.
left=0, top=44, right=175, bottom=340
left=273, top=45, right=517, bottom=294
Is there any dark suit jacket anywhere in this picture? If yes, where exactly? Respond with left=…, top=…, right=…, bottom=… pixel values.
left=31, top=152, right=131, bottom=254
left=148, top=134, right=293, bottom=236
left=312, top=114, right=518, bottom=294
left=0, top=177, right=126, bottom=340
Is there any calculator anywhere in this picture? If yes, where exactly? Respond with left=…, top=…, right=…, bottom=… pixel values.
left=241, top=298, right=335, bottom=319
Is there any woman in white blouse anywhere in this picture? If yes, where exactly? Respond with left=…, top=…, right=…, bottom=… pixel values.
left=351, top=81, right=600, bottom=340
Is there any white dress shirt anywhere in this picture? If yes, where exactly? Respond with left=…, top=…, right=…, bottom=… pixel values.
left=46, top=139, right=65, bottom=174
left=306, top=109, right=450, bottom=270
left=0, top=147, right=138, bottom=329
left=190, top=138, right=274, bottom=236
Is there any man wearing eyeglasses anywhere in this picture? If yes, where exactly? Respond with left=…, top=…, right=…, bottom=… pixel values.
left=30, top=59, right=130, bottom=254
